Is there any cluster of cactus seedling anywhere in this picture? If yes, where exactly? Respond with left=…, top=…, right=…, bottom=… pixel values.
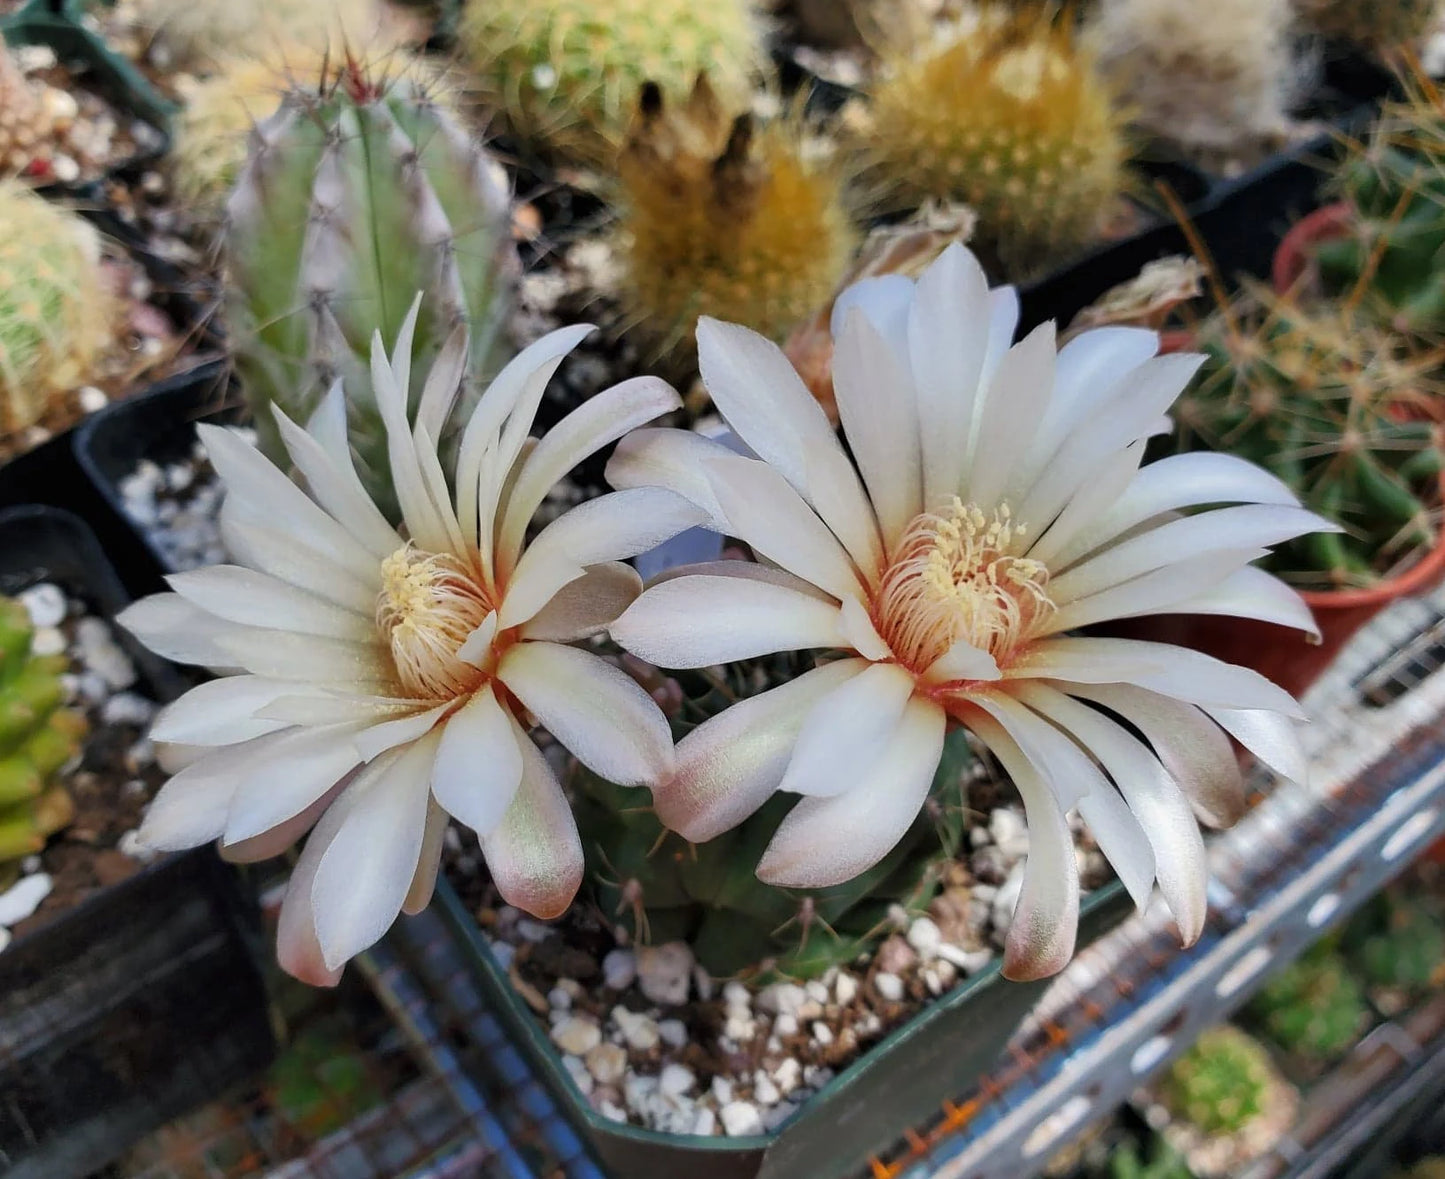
left=1296, top=0, right=1436, bottom=55
left=1175, top=290, right=1444, bottom=589
left=1158, top=1026, right=1278, bottom=1136
left=0, top=181, right=114, bottom=436
left=570, top=657, right=972, bottom=978
left=459, top=0, right=762, bottom=164
left=0, top=597, right=83, bottom=886
left=223, top=58, right=519, bottom=520
left=1342, top=888, right=1444, bottom=993
left=860, top=6, right=1129, bottom=278
left=1314, top=84, right=1445, bottom=337
left=616, top=77, right=855, bottom=364
left=1246, top=943, right=1370, bottom=1058
left=1087, top=0, right=1298, bottom=167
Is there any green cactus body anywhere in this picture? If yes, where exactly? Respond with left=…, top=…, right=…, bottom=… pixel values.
left=573, top=668, right=972, bottom=978
left=1246, top=944, right=1369, bottom=1059
left=862, top=7, right=1129, bottom=279
left=0, top=596, right=81, bottom=878
left=1343, top=889, right=1444, bottom=993
left=224, top=63, right=519, bottom=520
left=1109, top=1134, right=1193, bottom=1179
left=458, top=0, right=763, bottom=164
left=1158, top=1026, right=1277, bottom=1137
left=1176, top=292, right=1443, bottom=589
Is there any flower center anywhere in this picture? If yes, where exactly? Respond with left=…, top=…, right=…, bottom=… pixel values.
left=376, top=545, right=493, bottom=699
left=875, top=498, right=1055, bottom=674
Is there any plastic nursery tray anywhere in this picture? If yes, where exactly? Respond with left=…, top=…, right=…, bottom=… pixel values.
left=0, top=504, right=274, bottom=1179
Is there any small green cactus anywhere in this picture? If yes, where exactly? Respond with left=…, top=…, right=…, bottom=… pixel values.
left=1175, top=290, right=1444, bottom=590
left=860, top=6, right=1130, bottom=278
left=458, top=0, right=763, bottom=164
left=1109, top=1134, right=1193, bottom=1179
left=1296, top=0, right=1436, bottom=55
left=0, top=596, right=83, bottom=883
left=0, top=181, right=114, bottom=436
left=224, top=58, right=519, bottom=520
left=1246, top=943, right=1369, bottom=1059
left=1158, top=1026, right=1278, bottom=1137
left=571, top=657, right=972, bottom=978
left=1342, top=888, right=1444, bottom=993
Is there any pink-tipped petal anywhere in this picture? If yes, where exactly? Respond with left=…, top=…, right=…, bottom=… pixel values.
left=431, top=685, right=524, bottom=837
left=522, top=563, right=642, bottom=642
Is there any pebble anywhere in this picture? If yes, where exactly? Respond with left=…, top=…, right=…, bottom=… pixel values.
left=989, top=808, right=1030, bottom=860
left=584, top=1042, right=627, bottom=1084
left=0, top=927, right=10, bottom=953
left=599, top=1099, right=629, bottom=1124
left=722, top=980, right=751, bottom=1009
left=74, top=617, right=136, bottom=689
left=937, top=943, right=993, bottom=975
left=30, top=627, right=65, bottom=656
left=657, top=1018, right=687, bottom=1048
left=907, top=916, right=942, bottom=959
left=834, top=973, right=859, bottom=1005
left=772, top=1058, right=801, bottom=1094
left=117, top=829, right=158, bottom=862
left=561, top=1053, right=594, bottom=1095
left=602, top=947, right=636, bottom=990
left=77, top=386, right=108, bottom=413
left=812, top=1021, right=834, bottom=1046
left=490, top=940, right=516, bottom=971
left=101, top=692, right=157, bottom=727
left=875, top=934, right=918, bottom=975
left=773, top=1013, right=799, bottom=1037
left=753, top=1073, right=781, bottom=1105
left=993, top=864, right=1025, bottom=935
left=723, top=1013, right=757, bottom=1041
left=612, top=1006, right=660, bottom=1052
left=804, top=979, right=830, bottom=1004
left=711, top=1076, right=734, bottom=1105
left=515, top=918, right=552, bottom=943
left=547, top=986, right=573, bottom=1011
left=19, top=584, right=66, bottom=628
left=692, top=1107, right=717, bottom=1136
left=659, top=1063, right=696, bottom=1097
left=720, top=1101, right=764, bottom=1137
left=550, top=1015, right=602, bottom=1056
left=0, top=873, right=52, bottom=925
left=637, top=941, right=694, bottom=1005
left=756, top=981, right=808, bottom=1017
left=692, top=964, right=714, bottom=1000
left=874, top=972, right=905, bottom=1002
left=763, top=1100, right=798, bottom=1131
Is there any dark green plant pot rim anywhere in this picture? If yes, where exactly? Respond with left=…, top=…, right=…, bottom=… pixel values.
left=435, top=875, right=1130, bottom=1179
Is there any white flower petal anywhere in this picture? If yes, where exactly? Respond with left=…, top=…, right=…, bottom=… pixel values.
left=1023, top=441, right=1144, bottom=566
left=167, top=566, right=373, bottom=639
left=837, top=594, right=893, bottom=661
left=611, top=574, right=843, bottom=668
left=222, top=723, right=367, bottom=845
left=522, top=562, right=642, bottom=642
left=498, top=641, right=673, bottom=786
left=757, top=696, right=945, bottom=888
left=148, top=676, right=306, bottom=746
left=653, top=659, right=867, bottom=841
left=965, top=321, right=1055, bottom=509
left=414, top=323, right=468, bottom=445
left=982, top=285, right=1020, bottom=390
left=369, top=331, right=454, bottom=553
left=117, top=593, right=239, bottom=669
left=457, top=611, right=498, bottom=668
left=219, top=778, right=348, bottom=864
left=778, top=661, right=917, bottom=799
left=220, top=503, right=378, bottom=614
left=138, top=736, right=280, bottom=850
left=211, top=625, right=392, bottom=686
left=1205, top=706, right=1307, bottom=785
left=1147, top=566, right=1320, bottom=638
left=276, top=802, right=350, bottom=987
left=605, top=427, right=734, bottom=531
left=431, top=685, right=523, bottom=837
left=403, top=799, right=450, bottom=915
left=923, top=639, right=1003, bottom=684
left=831, top=274, right=916, bottom=359
left=255, top=694, right=423, bottom=727
left=352, top=703, right=451, bottom=761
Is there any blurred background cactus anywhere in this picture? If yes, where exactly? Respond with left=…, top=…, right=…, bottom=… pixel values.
left=1295, top=0, right=1436, bottom=56
left=858, top=5, right=1129, bottom=278
left=1342, top=887, right=1444, bottom=999
left=223, top=57, right=519, bottom=519
left=1108, top=1134, right=1193, bottom=1179
left=0, top=597, right=83, bottom=887
left=1245, top=942, right=1370, bottom=1059
left=1087, top=0, right=1299, bottom=170
left=615, top=78, right=855, bottom=367
left=133, top=0, right=391, bottom=71
left=458, top=0, right=763, bottom=164
left=0, top=182, right=115, bottom=437
left=570, top=657, right=972, bottom=978
left=1157, top=1026, right=1279, bottom=1137
left=0, top=32, right=77, bottom=182
left=1174, top=289, right=1443, bottom=590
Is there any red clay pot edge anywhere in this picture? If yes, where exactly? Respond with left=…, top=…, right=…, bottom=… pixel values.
left=1271, top=202, right=1353, bottom=296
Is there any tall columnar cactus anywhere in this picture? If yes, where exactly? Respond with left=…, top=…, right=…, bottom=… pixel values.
left=860, top=6, right=1129, bottom=278
left=1246, top=943, right=1369, bottom=1058
left=1296, top=0, right=1436, bottom=54
left=458, top=0, right=763, bottom=164
left=572, top=657, right=971, bottom=978
left=616, top=78, right=855, bottom=364
left=1158, top=1026, right=1278, bottom=1136
left=1175, top=291, right=1443, bottom=590
left=224, top=60, right=520, bottom=519
left=0, top=181, right=114, bottom=435
left=0, top=597, right=83, bottom=884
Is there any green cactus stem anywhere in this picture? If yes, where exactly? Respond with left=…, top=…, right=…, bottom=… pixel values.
left=1158, top=1026, right=1278, bottom=1136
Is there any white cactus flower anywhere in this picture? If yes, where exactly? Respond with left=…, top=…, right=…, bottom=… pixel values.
left=120, top=307, right=700, bottom=984
left=608, top=243, right=1334, bottom=980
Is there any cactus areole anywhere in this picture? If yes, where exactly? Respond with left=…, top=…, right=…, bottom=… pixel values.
left=224, top=60, right=519, bottom=520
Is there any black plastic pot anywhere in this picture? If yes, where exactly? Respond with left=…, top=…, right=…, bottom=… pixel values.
left=434, top=877, right=1130, bottom=1179
left=0, top=505, right=274, bottom=1179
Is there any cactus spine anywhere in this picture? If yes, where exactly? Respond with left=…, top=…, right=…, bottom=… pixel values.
left=458, top=0, right=763, bottom=164
left=0, top=181, right=114, bottom=435
left=616, top=78, right=856, bottom=364
left=224, top=59, right=519, bottom=520
left=860, top=6, right=1129, bottom=278
left=0, top=597, right=82, bottom=884
left=1158, top=1026, right=1278, bottom=1136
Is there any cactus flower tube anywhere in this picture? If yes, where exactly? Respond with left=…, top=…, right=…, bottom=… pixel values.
left=610, top=244, right=1334, bottom=980
left=119, top=306, right=700, bottom=984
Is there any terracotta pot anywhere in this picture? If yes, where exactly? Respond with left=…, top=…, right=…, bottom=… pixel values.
left=1158, top=327, right=1196, bottom=354
left=1271, top=202, right=1352, bottom=297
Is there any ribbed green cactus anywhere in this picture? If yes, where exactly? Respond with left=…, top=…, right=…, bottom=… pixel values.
left=1158, top=1026, right=1277, bottom=1136
left=571, top=657, right=971, bottom=978
left=458, top=0, right=763, bottom=164
left=1343, top=889, right=1444, bottom=993
left=0, top=596, right=82, bottom=884
left=860, top=6, right=1129, bottom=278
left=1175, top=291, right=1443, bottom=590
left=1315, top=88, right=1445, bottom=336
left=1297, top=0, right=1435, bottom=54
left=1246, top=944, right=1369, bottom=1059
left=224, top=59, right=519, bottom=520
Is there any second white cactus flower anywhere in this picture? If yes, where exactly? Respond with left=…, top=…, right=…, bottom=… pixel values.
left=609, top=243, right=1335, bottom=980
left=120, top=305, right=701, bottom=984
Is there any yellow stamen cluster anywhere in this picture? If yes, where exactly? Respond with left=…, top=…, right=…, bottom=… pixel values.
left=877, top=499, right=1055, bottom=674
left=376, top=545, right=493, bottom=699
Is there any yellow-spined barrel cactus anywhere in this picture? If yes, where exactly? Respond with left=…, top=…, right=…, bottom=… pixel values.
left=861, top=6, right=1129, bottom=278
left=0, top=597, right=82, bottom=883
left=458, top=0, right=763, bottom=163
left=1297, top=0, right=1436, bottom=54
left=0, top=181, right=113, bottom=435
left=224, top=61, right=519, bottom=519
left=616, top=79, right=855, bottom=362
